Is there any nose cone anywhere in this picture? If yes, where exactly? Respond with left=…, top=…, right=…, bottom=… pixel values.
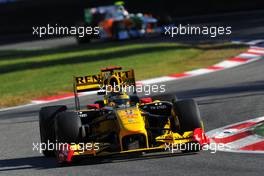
left=116, top=107, right=146, bottom=134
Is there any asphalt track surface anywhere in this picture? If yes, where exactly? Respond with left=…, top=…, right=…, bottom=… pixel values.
left=1, top=10, right=264, bottom=176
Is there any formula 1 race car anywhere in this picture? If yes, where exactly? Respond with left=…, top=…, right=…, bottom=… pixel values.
left=39, top=66, right=209, bottom=165
left=76, top=2, right=159, bottom=43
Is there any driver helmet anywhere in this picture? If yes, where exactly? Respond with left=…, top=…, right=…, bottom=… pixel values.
left=108, top=93, right=130, bottom=107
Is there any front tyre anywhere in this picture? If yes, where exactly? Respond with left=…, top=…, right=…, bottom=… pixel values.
left=171, top=99, right=203, bottom=153
left=171, top=99, right=203, bottom=133
left=55, top=111, right=82, bottom=144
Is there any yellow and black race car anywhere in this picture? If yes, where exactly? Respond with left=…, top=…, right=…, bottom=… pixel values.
left=39, top=66, right=209, bottom=165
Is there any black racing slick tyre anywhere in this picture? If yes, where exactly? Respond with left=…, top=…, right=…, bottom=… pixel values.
left=171, top=99, right=203, bottom=133
left=171, top=99, right=203, bottom=153
left=39, top=105, right=67, bottom=157
left=55, top=111, right=82, bottom=143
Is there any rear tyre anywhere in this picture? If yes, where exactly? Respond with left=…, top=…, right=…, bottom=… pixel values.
left=55, top=111, right=82, bottom=143
left=39, top=105, right=67, bottom=157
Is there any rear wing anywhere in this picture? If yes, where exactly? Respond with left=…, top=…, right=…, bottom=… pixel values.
left=73, top=67, right=136, bottom=110
left=74, top=74, right=102, bottom=93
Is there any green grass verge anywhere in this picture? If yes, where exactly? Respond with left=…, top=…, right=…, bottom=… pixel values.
left=0, top=40, right=246, bottom=107
left=254, top=123, right=264, bottom=137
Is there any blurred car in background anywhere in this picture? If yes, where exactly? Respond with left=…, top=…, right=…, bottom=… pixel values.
left=76, top=2, right=159, bottom=43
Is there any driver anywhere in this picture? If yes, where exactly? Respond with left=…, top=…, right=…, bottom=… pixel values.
left=108, top=92, right=130, bottom=108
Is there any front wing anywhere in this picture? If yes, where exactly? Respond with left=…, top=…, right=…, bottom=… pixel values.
left=57, top=128, right=209, bottom=163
